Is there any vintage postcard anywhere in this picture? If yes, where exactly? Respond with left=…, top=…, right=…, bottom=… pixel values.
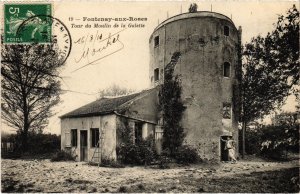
left=1, top=0, right=299, bottom=193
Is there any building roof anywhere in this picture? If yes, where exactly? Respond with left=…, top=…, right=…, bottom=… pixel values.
left=60, top=88, right=156, bottom=119
left=150, top=11, right=237, bottom=41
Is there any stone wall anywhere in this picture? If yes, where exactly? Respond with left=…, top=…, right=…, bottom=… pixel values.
left=149, top=12, right=240, bottom=161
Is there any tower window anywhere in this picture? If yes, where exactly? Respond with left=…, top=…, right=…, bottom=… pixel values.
left=154, top=68, right=159, bottom=81
left=223, top=62, right=230, bottom=77
left=224, top=26, right=229, bottom=36
left=154, top=36, right=159, bottom=47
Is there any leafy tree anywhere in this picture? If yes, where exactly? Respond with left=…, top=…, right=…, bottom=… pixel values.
left=245, top=122, right=299, bottom=160
left=1, top=44, right=64, bottom=151
left=242, top=36, right=291, bottom=124
left=241, top=5, right=299, bottom=156
left=98, top=83, right=135, bottom=98
left=272, top=5, right=299, bottom=86
left=159, top=52, right=186, bottom=156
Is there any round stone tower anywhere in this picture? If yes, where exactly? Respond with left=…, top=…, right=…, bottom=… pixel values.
left=149, top=11, right=242, bottom=161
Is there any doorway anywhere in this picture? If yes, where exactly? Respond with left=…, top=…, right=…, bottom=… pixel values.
left=80, top=130, right=88, bottom=161
left=220, top=136, right=230, bottom=161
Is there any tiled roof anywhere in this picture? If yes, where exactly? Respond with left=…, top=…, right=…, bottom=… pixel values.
left=60, top=88, right=155, bottom=118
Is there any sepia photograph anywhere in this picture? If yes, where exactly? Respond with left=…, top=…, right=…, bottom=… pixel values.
left=1, top=0, right=299, bottom=193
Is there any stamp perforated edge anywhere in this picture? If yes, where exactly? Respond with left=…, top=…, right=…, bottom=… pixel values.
left=2, top=1, right=54, bottom=44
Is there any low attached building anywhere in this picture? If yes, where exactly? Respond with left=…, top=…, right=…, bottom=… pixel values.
left=60, top=88, right=160, bottom=162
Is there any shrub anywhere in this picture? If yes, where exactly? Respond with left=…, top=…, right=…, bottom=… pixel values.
left=117, top=135, right=157, bottom=165
left=241, top=123, right=299, bottom=160
left=2, top=133, right=60, bottom=159
left=137, top=183, right=145, bottom=190
left=158, top=150, right=171, bottom=169
left=118, top=186, right=127, bottom=192
left=118, top=143, right=140, bottom=165
left=51, top=150, right=75, bottom=162
left=26, top=133, right=60, bottom=154
left=138, top=136, right=157, bottom=165
left=175, top=145, right=201, bottom=164
left=100, top=156, right=124, bottom=168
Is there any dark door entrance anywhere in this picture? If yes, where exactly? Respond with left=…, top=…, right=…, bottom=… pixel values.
left=80, top=130, right=88, bottom=161
left=220, top=136, right=230, bottom=161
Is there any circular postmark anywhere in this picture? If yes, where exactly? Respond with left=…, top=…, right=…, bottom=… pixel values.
left=16, top=15, right=72, bottom=65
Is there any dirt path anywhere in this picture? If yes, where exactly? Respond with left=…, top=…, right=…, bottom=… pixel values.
left=1, top=158, right=299, bottom=192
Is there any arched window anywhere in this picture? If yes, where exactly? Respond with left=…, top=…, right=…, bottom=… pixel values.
left=223, top=62, right=230, bottom=77
left=224, top=26, right=229, bottom=36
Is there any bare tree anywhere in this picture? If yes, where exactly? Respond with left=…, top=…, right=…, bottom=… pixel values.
left=1, top=44, right=64, bottom=151
left=98, top=83, right=135, bottom=98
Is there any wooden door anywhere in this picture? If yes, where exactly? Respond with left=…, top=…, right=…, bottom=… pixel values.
left=80, top=131, right=88, bottom=161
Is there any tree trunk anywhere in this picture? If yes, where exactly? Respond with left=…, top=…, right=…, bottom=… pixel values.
left=21, top=120, right=30, bottom=152
left=21, top=130, right=28, bottom=152
left=242, top=121, right=246, bottom=159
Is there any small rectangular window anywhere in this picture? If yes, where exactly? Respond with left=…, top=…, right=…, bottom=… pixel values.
left=154, top=36, right=159, bottom=47
left=154, top=68, right=159, bottom=81
left=65, top=132, right=71, bottom=147
left=224, top=26, right=229, bottom=36
left=71, top=129, right=77, bottom=147
left=223, top=62, right=230, bottom=77
left=91, top=128, right=99, bottom=148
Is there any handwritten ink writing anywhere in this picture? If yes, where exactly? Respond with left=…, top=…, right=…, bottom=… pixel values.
left=73, top=29, right=126, bottom=72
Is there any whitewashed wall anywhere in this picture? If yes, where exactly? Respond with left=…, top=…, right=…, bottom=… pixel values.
left=61, top=114, right=117, bottom=162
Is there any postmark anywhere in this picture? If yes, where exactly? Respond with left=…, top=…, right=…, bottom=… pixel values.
left=16, top=15, right=72, bottom=65
left=4, top=3, right=52, bottom=43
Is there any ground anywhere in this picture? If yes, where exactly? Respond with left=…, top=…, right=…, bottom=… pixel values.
left=1, top=156, right=299, bottom=193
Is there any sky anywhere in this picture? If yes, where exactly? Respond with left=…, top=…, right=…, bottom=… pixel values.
left=1, top=0, right=299, bottom=134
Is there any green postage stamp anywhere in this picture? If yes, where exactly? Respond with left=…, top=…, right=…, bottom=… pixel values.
left=4, top=3, right=52, bottom=43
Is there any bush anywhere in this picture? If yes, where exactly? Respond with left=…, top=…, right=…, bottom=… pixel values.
left=51, top=150, right=75, bottom=162
left=118, top=143, right=140, bottom=164
left=117, top=136, right=157, bottom=165
left=158, top=149, right=171, bottom=169
left=175, top=145, right=201, bottom=164
left=26, top=133, right=61, bottom=154
left=241, top=123, right=299, bottom=160
left=1, top=133, right=60, bottom=159
left=138, top=137, right=157, bottom=165
left=118, top=186, right=127, bottom=192
left=100, top=156, right=124, bottom=168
